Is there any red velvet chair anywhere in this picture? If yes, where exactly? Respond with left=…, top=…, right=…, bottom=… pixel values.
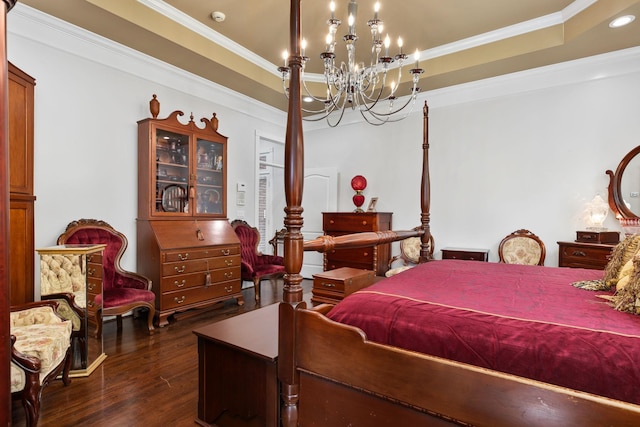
left=57, top=219, right=155, bottom=337
left=231, top=220, right=285, bottom=301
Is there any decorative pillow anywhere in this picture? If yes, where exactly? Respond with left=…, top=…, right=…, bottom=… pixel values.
left=611, top=252, right=640, bottom=314
left=603, top=235, right=640, bottom=288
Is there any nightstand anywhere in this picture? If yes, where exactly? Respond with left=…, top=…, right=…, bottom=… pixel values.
left=557, top=241, right=616, bottom=270
left=441, top=247, right=489, bottom=262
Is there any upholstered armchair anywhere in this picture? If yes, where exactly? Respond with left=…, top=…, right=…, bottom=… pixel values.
left=231, top=220, right=285, bottom=301
left=57, top=219, right=155, bottom=337
left=386, top=230, right=434, bottom=277
left=11, top=300, right=73, bottom=427
left=498, top=229, right=546, bottom=266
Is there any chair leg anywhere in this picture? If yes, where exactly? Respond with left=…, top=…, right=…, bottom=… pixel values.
left=145, top=303, right=156, bottom=335
left=252, top=278, right=261, bottom=302
left=61, top=346, right=72, bottom=386
left=21, top=376, right=40, bottom=427
left=116, top=315, right=123, bottom=331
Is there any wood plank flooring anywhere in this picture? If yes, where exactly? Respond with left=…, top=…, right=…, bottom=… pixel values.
left=11, top=280, right=313, bottom=427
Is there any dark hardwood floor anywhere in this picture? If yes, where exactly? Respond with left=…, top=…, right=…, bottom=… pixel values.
left=11, top=279, right=313, bottom=427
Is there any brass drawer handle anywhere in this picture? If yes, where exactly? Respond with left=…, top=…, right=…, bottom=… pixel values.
left=87, top=283, right=96, bottom=292
left=174, top=280, right=186, bottom=288
left=224, top=286, right=234, bottom=293
left=174, top=296, right=186, bottom=304
left=225, top=259, right=234, bottom=266
left=178, top=253, right=189, bottom=260
left=87, top=268, right=96, bottom=276
left=174, top=265, right=186, bottom=273
left=321, top=282, right=336, bottom=288
left=221, top=249, right=231, bottom=256
left=571, top=251, right=587, bottom=257
left=224, top=272, right=234, bottom=279
left=87, top=254, right=94, bottom=262
left=87, top=301, right=95, bottom=308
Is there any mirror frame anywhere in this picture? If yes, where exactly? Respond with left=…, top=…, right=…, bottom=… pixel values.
left=607, top=145, right=640, bottom=220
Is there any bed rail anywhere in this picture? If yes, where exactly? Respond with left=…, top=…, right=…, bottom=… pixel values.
left=303, top=229, right=422, bottom=253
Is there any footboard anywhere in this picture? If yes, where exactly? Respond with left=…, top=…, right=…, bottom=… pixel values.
left=295, top=306, right=640, bottom=427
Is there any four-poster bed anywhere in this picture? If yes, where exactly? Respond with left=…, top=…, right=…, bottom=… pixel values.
left=278, top=1, right=640, bottom=425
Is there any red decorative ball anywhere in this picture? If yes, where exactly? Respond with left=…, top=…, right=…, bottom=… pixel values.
left=352, top=193, right=365, bottom=208
left=351, top=175, right=367, bottom=191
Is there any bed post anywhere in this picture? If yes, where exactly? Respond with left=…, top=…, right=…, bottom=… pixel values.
left=279, top=1, right=305, bottom=426
left=420, top=101, right=432, bottom=262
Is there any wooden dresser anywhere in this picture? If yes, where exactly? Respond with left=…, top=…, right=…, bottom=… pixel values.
left=557, top=241, right=615, bottom=270
left=322, top=212, right=392, bottom=276
left=137, top=220, right=242, bottom=327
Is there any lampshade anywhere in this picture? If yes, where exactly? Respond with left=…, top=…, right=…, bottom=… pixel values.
left=586, top=194, right=609, bottom=231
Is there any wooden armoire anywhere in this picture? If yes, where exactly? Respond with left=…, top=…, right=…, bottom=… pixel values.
left=8, top=62, right=36, bottom=305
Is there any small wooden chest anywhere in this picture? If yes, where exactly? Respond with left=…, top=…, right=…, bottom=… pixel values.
left=312, top=267, right=374, bottom=305
left=575, top=231, right=620, bottom=244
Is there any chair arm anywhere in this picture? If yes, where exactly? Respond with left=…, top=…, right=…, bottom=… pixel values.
left=114, top=270, right=153, bottom=291
left=241, top=260, right=255, bottom=275
left=41, top=292, right=85, bottom=333
left=256, top=254, right=284, bottom=266
left=10, top=335, right=41, bottom=374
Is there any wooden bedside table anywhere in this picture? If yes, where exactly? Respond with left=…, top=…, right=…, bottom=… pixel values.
left=557, top=241, right=616, bottom=270
left=441, top=247, right=489, bottom=262
left=312, top=267, right=375, bottom=305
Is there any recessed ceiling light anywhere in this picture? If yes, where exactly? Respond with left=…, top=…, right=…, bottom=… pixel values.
left=609, top=15, right=635, bottom=28
left=303, top=96, right=313, bottom=103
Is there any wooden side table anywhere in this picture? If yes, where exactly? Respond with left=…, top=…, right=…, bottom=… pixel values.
left=312, top=267, right=375, bottom=305
left=557, top=241, right=616, bottom=270
left=441, top=247, right=489, bottom=262
left=193, top=303, right=279, bottom=427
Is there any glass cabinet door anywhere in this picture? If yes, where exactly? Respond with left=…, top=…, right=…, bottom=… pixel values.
left=195, top=138, right=224, bottom=214
left=155, top=129, right=190, bottom=214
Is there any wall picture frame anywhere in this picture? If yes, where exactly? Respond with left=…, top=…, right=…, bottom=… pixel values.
left=367, top=197, right=378, bottom=212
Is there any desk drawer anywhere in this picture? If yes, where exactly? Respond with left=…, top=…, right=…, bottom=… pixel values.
left=162, top=280, right=241, bottom=309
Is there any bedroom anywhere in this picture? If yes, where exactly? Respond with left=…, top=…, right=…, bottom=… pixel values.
left=3, top=1, right=640, bottom=424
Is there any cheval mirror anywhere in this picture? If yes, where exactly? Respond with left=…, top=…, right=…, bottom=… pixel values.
left=607, top=145, right=640, bottom=236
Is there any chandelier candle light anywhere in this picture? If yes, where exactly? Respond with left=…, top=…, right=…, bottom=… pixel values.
left=278, top=0, right=423, bottom=127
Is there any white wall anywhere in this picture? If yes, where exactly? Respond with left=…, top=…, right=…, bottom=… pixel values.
left=303, top=48, right=640, bottom=265
left=7, top=5, right=286, bottom=292
left=8, top=4, right=640, bottom=293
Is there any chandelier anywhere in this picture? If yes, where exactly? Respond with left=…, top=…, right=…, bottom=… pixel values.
left=278, top=0, right=423, bottom=127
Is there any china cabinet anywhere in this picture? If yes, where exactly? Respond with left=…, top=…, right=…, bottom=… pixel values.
left=137, top=96, right=241, bottom=326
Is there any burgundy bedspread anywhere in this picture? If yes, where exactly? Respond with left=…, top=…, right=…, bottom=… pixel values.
left=326, top=260, right=640, bottom=404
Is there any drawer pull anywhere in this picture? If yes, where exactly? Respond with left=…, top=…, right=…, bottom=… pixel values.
left=224, top=272, right=234, bottom=279
left=87, top=254, right=94, bottom=262
left=174, top=296, right=186, bottom=304
left=321, top=282, right=336, bottom=288
left=205, top=272, right=212, bottom=286
left=174, top=280, right=186, bottom=288
left=361, top=220, right=368, bottom=226
left=87, top=268, right=96, bottom=276
left=571, top=250, right=587, bottom=257
left=224, top=286, right=234, bottom=293
left=174, top=265, right=186, bottom=273
left=225, top=259, right=234, bottom=266
left=178, top=253, right=189, bottom=260
left=87, top=301, right=95, bottom=308
left=221, top=249, right=231, bottom=256
left=87, top=283, right=96, bottom=292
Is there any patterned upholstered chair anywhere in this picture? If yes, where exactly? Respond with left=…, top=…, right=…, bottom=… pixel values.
left=11, top=300, right=73, bottom=427
left=231, top=220, right=285, bottom=301
left=498, top=229, right=546, bottom=266
left=385, top=230, right=434, bottom=277
left=57, top=219, right=155, bottom=338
